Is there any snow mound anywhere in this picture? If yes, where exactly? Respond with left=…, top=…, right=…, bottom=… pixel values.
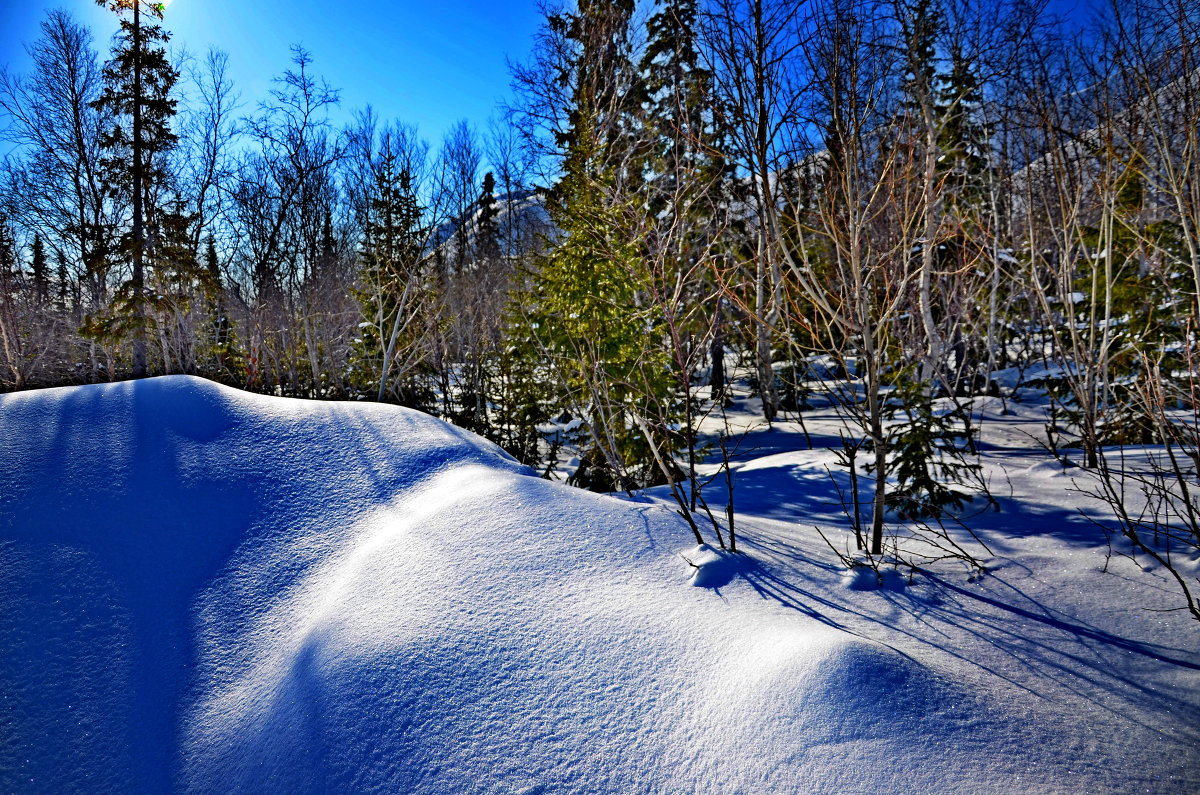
left=684, top=542, right=743, bottom=587
left=1, top=377, right=1062, bottom=792
left=1023, top=459, right=1078, bottom=477
left=842, top=564, right=908, bottom=591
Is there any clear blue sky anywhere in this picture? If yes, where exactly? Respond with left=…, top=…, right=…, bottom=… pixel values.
left=0, top=0, right=545, bottom=147
left=1, top=0, right=1104, bottom=153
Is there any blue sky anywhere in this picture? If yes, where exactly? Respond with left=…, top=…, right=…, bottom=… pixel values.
left=0, top=0, right=545, bottom=147
left=1, top=0, right=1104, bottom=156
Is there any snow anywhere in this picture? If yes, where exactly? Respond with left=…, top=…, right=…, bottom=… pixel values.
left=841, top=563, right=908, bottom=591
left=683, top=543, right=744, bottom=588
left=2, top=375, right=1198, bottom=792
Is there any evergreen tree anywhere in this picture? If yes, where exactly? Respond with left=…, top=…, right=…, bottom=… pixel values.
left=354, top=147, right=432, bottom=406
left=532, top=112, right=669, bottom=490
left=940, top=48, right=994, bottom=393
left=89, top=0, right=179, bottom=378
left=639, top=0, right=711, bottom=202
left=201, top=234, right=235, bottom=376
left=55, top=252, right=70, bottom=314
left=1073, top=155, right=1187, bottom=445
left=490, top=245, right=551, bottom=469
left=0, top=217, right=16, bottom=280
left=454, top=171, right=504, bottom=431
left=550, top=0, right=642, bottom=182
left=898, top=0, right=942, bottom=123
left=476, top=172, right=502, bottom=265
left=30, top=233, right=48, bottom=304
left=146, top=198, right=216, bottom=374
left=939, top=48, right=989, bottom=214
left=870, top=373, right=981, bottom=519
left=0, top=215, right=28, bottom=388
left=637, top=0, right=725, bottom=502
left=518, top=0, right=675, bottom=490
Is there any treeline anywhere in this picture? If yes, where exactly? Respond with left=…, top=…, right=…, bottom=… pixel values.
left=2, top=0, right=1199, bottom=609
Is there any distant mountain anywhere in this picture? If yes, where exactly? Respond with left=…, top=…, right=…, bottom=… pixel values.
left=431, top=187, right=554, bottom=267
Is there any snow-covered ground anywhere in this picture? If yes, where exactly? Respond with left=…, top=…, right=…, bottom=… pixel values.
left=1, top=376, right=1197, bottom=793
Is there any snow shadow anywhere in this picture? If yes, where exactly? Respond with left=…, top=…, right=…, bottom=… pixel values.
left=730, top=524, right=1200, bottom=741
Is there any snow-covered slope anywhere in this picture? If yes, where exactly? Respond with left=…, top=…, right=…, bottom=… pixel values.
left=1, top=377, right=1196, bottom=793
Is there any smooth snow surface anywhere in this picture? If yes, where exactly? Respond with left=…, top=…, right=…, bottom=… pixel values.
left=2, top=376, right=1198, bottom=793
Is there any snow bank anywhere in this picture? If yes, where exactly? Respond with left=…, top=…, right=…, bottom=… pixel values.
left=0, top=377, right=1131, bottom=792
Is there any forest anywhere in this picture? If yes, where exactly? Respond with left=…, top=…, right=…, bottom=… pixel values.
left=1, top=0, right=1199, bottom=621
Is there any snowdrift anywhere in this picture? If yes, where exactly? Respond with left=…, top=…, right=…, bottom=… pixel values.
left=0, top=377, right=1112, bottom=792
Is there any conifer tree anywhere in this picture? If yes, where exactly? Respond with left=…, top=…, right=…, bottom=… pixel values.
left=30, top=234, right=48, bottom=304
left=896, top=0, right=947, bottom=386
left=454, top=171, right=504, bottom=431
left=55, top=254, right=70, bottom=314
left=879, top=0, right=992, bottom=519
left=201, top=233, right=235, bottom=378
left=494, top=269, right=553, bottom=468
left=90, top=0, right=179, bottom=378
left=938, top=46, right=992, bottom=393
left=355, top=146, right=431, bottom=406
left=149, top=199, right=212, bottom=373
left=520, top=0, right=678, bottom=490
left=637, top=0, right=727, bottom=510
left=536, top=112, right=674, bottom=490
left=550, top=0, right=643, bottom=180
left=899, top=0, right=941, bottom=122
left=640, top=0, right=712, bottom=202
left=939, top=48, right=989, bottom=214
left=476, top=172, right=502, bottom=265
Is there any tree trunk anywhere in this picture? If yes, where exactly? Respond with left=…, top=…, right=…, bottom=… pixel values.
left=710, top=296, right=725, bottom=401
left=130, top=0, right=147, bottom=378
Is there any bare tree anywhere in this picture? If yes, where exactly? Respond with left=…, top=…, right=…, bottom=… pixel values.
left=0, top=9, right=117, bottom=383
left=700, top=0, right=807, bottom=424
left=228, top=46, right=343, bottom=394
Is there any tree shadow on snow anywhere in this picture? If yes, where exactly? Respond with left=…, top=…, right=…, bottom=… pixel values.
left=727, top=525, right=1200, bottom=739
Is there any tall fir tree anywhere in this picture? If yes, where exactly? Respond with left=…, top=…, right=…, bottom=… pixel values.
left=898, top=0, right=942, bottom=123
left=0, top=215, right=26, bottom=388
left=534, top=111, right=670, bottom=490
left=90, top=0, right=179, bottom=378
left=201, top=233, right=235, bottom=378
left=30, top=234, right=48, bottom=305
left=939, top=48, right=989, bottom=214
left=639, top=0, right=712, bottom=203
left=550, top=0, right=643, bottom=185
left=55, top=253, right=70, bottom=314
left=476, top=172, right=502, bottom=265
left=354, top=149, right=431, bottom=406
left=521, top=0, right=678, bottom=490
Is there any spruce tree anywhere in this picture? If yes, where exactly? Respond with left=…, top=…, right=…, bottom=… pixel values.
left=495, top=274, right=553, bottom=468
left=455, top=171, right=504, bottom=432
left=533, top=112, right=669, bottom=490
left=0, top=216, right=25, bottom=388
left=148, top=199, right=213, bottom=373
left=520, top=0, right=676, bottom=490
left=90, top=0, right=179, bottom=378
left=354, top=149, right=431, bottom=406
left=55, top=253, right=70, bottom=314
left=939, top=49, right=989, bottom=214
left=883, top=0, right=988, bottom=521
left=30, top=234, right=47, bottom=305
left=476, top=172, right=502, bottom=265
left=937, top=47, right=992, bottom=393
left=638, top=0, right=723, bottom=500
left=550, top=0, right=642, bottom=180
left=899, top=0, right=941, bottom=124
left=639, top=0, right=712, bottom=203
left=202, top=234, right=235, bottom=377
